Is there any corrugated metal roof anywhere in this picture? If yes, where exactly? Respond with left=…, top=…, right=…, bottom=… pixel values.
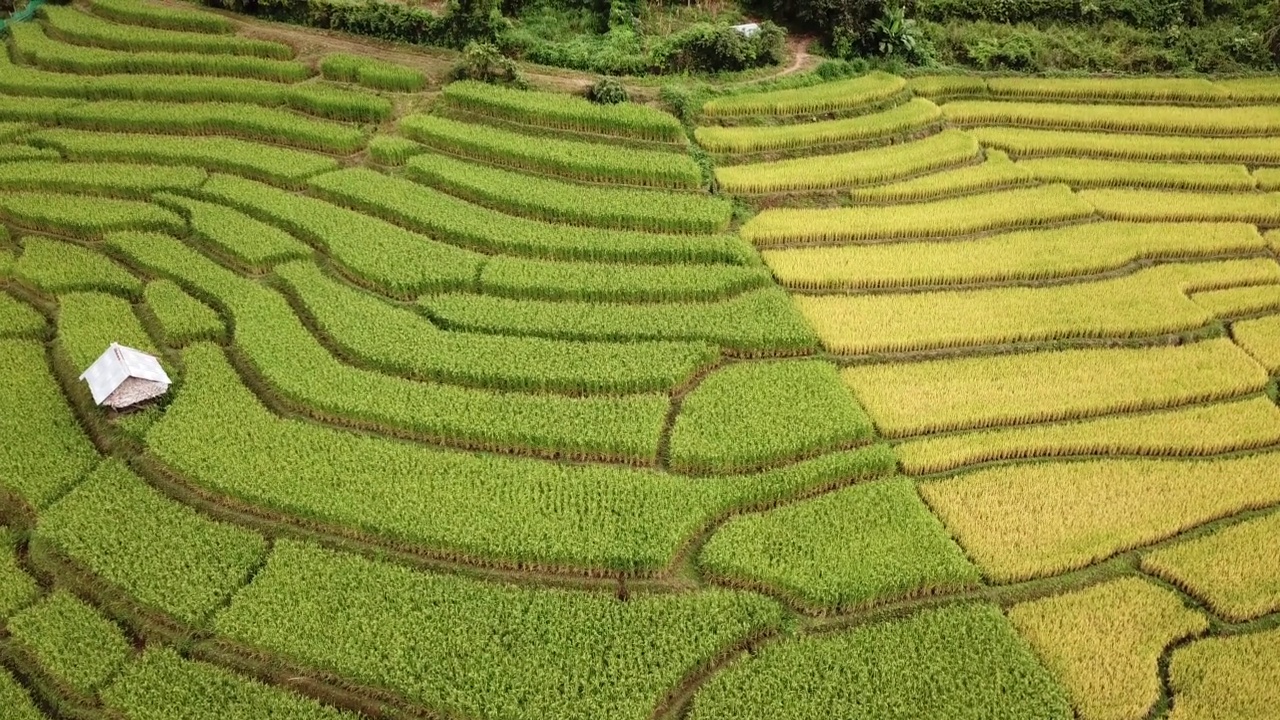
left=78, top=343, right=171, bottom=406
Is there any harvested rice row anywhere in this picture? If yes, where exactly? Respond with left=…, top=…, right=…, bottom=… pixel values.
left=702, top=71, right=905, bottom=118
left=762, top=222, right=1267, bottom=291
left=842, top=338, right=1269, bottom=437
left=971, top=127, right=1280, bottom=164
left=847, top=150, right=1035, bottom=203
left=943, top=100, right=1280, bottom=136
left=742, top=184, right=1094, bottom=245
left=695, top=98, right=941, bottom=154
left=1018, top=158, right=1257, bottom=191
left=715, top=129, right=979, bottom=194
left=896, top=396, right=1280, bottom=475
left=797, top=259, right=1280, bottom=355
left=922, top=451, right=1280, bottom=582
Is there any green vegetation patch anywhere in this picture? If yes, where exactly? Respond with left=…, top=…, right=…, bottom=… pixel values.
left=0, top=293, right=46, bottom=338
left=670, top=359, right=874, bottom=474
left=0, top=192, right=184, bottom=237
left=88, top=0, right=234, bottom=33
left=0, top=667, right=45, bottom=720
left=56, top=291, right=157, bottom=372
left=702, top=71, right=906, bottom=118
left=216, top=540, right=786, bottom=720
left=43, top=5, right=290, bottom=58
left=36, top=460, right=267, bottom=625
left=0, top=160, right=206, bottom=198
left=16, top=237, right=142, bottom=297
left=154, top=193, right=311, bottom=271
left=701, top=478, right=980, bottom=611
left=7, top=591, right=131, bottom=694
left=687, top=603, right=1071, bottom=720
left=143, top=279, right=225, bottom=346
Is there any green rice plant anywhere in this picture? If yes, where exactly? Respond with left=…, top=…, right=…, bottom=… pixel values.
left=743, top=184, right=1094, bottom=245
left=669, top=359, right=875, bottom=474
left=907, top=74, right=988, bottom=99
left=1231, top=314, right=1280, bottom=373
left=143, top=279, right=225, bottom=345
left=0, top=51, right=389, bottom=121
left=88, top=0, right=234, bottom=33
left=1018, top=157, right=1257, bottom=191
left=102, top=648, right=358, bottom=720
left=274, top=260, right=716, bottom=394
left=0, top=145, right=60, bottom=163
left=43, top=5, right=290, bottom=58
left=0, top=159, right=206, bottom=198
left=971, top=126, right=1280, bottom=164
left=1142, top=511, right=1280, bottom=622
left=108, top=233, right=667, bottom=463
left=847, top=149, right=1034, bottom=203
left=0, top=192, right=185, bottom=237
left=153, top=193, right=311, bottom=271
left=7, top=591, right=131, bottom=694
left=26, top=129, right=339, bottom=187
left=36, top=460, right=266, bottom=626
left=1167, top=628, right=1280, bottom=720
left=441, top=80, right=686, bottom=143
left=762, top=222, right=1267, bottom=291
left=897, top=397, right=1280, bottom=475
left=199, top=174, right=482, bottom=296
left=796, top=259, right=1278, bottom=354
left=943, top=100, right=1280, bottom=136
left=715, top=129, right=979, bottom=194
left=216, top=540, right=784, bottom=720
left=56, top=291, right=158, bottom=371
left=479, top=257, right=772, bottom=302
left=0, top=527, right=38, bottom=620
left=688, top=603, right=1071, bottom=720
left=0, top=667, right=44, bottom=720
left=15, top=236, right=142, bottom=297
left=1007, top=577, right=1208, bottom=720
left=0, top=120, right=32, bottom=141
left=367, top=134, right=424, bottom=165
left=9, top=24, right=310, bottom=82
left=306, top=167, right=750, bottom=264
left=700, top=478, right=980, bottom=611
left=695, top=98, right=942, bottom=154
left=421, top=287, right=819, bottom=354
left=319, top=53, right=425, bottom=92
left=0, top=294, right=46, bottom=338
left=985, top=76, right=1226, bottom=103
left=399, top=114, right=703, bottom=189
left=1192, top=283, right=1280, bottom=318
left=0, top=340, right=96, bottom=508
left=1255, top=167, right=1280, bottom=190
left=843, top=338, right=1267, bottom=437
left=1082, top=189, right=1280, bottom=223
left=149, top=342, right=894, bottom=571
left=1215, top=77, right=1280, bottom=102
left=405, top=152, right=731, bottom=233
left=56, top=100, right=367, bottom=153
left=0, top=96, right=82, bottom=123
left=922, top=451, right=1280, bottom=582
left=702, top=71, right=907, bottom=118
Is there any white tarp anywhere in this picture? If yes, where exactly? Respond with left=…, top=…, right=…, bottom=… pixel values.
left=79, top=343, right=171, bottom=406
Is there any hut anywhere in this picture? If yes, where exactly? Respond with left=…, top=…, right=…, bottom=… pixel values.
left=79, top=343, right=171, bottom=409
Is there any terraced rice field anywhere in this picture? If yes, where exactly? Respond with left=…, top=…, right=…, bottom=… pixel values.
left=0, top=2, right=1277, bottom=719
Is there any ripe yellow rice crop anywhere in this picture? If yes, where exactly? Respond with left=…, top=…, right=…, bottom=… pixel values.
left=1081, top=189, right=1280, bottom=224
left=1216, top=77, right=1280, bottom=102
left=1017, top=158, right=1257, bottom=191
left=1191, top=284, right=1280, bottom=318
left=702, top=71, right=905, bottom=118
left=1256, top=168, right=1280, bottom=190
left=715, top=129, right=978, bottom=194
left=761, top=222, right=1265, bottom=290
left=842, top=338, right=1268, bottom=437
left=1142, top=511, right=1280, bottom=622
left=921, top=451, right=1280, bottom=581
left=1167, top=628, right=1280, bottom=720
left=1008, top=577, right=1207, bottom=720
left=797, top=259, right=1279, bottom=354
left=695, top=98, right=941, bottom=154
left=943, top=101, right=1280, bottom=136
left=1231, top=314, right=1280, bottom=373
left=971, top=127, right=1280, bottom=164
left=984, top=76, right=1226, bottom=103
left=906, top=74, right=987, bottom=99
left=742, top=184, right=1093, bottom=245
left=848, top=150, right=1034, bottom=203
left=896, top=397, right=1280, bottom=475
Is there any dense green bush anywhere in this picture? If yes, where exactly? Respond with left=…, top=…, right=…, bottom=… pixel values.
left=588, top=76, right=628, bottom=103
